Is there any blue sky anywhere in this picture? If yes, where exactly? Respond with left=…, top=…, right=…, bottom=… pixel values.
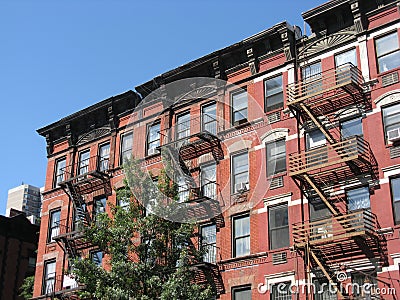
left=0, top=0, right=323, bottom=215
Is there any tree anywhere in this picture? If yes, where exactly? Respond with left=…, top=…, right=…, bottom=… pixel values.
left=71, top=157, right=214, bottom=300
left=19, top=275, right=34, bottom=300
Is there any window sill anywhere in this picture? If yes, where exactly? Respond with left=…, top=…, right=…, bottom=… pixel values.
left=219, top=251, right=268, bottom=265
left=377, top=66, right=400, bottom=78
left=268, top=247, right=290, bottom=254
left=267, top=172, right=287, bottom=179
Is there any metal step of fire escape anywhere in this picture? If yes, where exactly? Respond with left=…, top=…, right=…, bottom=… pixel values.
left=163, top=145, right=196, bottom=188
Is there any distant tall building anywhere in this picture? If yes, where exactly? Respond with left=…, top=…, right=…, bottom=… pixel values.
left=7, top=184, right=42, bottom=221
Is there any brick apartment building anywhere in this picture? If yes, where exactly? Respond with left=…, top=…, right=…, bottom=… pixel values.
left=33, top=0, right=400, bottom=299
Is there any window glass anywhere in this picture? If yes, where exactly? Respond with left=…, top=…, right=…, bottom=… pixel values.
left=335, top=48, right=357, bottom=67
left=177, top=176, right=190, bottom=203
left=391, top=177, right=400, bottom=224
left=94, top=197, right=107, bottom=219
left=147, top=123, right=160, bottom=155
left=341, top=117, right=363, bottom=138
left=91, top=250, right=103, bottom=267
left=78, top=150, right=90, bottom=175
left=265, top=75, right=283, bottom=112
left=269, top=204, right=289, bottom=250
left=271, top=282, right=291, bottom=300
left=98, top=143, right=110, bottom=171
left=232, top=152, right=249, bottom=193
left=375, top=32, right=400, bottom=73
left=233, top=286, right=252, bottom=300
left=233, top=215, right=250, bottom=257
left=202, top=102, right=217, bottom=134
left=201, top=163, right=216, bottom=199
left=54, top=158, right=66, bottom=187
left=177, top=112, right=191, bottom=141
left=120, top=132, right=133, bottom=164
left=313, top=279, right=337, bottom=300
left=306, top=130, right=326, bottom=149
left=302, top=62, right=322, bottom=96
left=201, top=224, right=216, bottom=263
left=266, top=140, right=286, bottom=177
left=48, top=210, right=61, bottom=243
left=383, top=103, right=400, bottom=141
left=309, top=197, right=331, bottom=221
left=43, top=260, right=56, bottom=294
left=232, top=90, right=248, bottom=124
left=347, top=187, right=370, bottom=211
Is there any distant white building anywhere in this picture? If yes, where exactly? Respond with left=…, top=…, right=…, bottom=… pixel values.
left=6, top=184, right=42, bottom=222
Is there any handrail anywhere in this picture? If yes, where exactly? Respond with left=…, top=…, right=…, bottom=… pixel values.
left=58, top=155, right=110, bottom=184
left=288, top=136, right=372, bottom=176
left=293, top=209, right=377, bottom=246
left=286, top=63, right=364, bottom=105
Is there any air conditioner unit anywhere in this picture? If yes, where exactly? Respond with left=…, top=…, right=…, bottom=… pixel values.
left=235, top=182, right=248, bottom=193
left=388, top=128, right=400, bottom=142
left=148, top=148, right=158, bottom=156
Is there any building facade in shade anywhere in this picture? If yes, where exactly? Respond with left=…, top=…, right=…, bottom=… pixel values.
left=7, top=184, right=42, bottom=221
left=33, top=0, right=400, bottom=299
left=0, top=212, right=38, bottom=300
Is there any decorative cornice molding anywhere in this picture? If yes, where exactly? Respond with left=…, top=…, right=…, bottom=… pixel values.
left=76, top=126, right=111, bottom=146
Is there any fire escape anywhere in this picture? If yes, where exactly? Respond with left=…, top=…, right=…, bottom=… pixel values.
left=287, top=63, right=387, bottom=298
left=158, top=114, right=225, bottom=296
left=53, top=155, right=112, bottom=298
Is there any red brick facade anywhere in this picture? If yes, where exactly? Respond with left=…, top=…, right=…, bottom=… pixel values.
left=34, top=1, right=400, bottom=299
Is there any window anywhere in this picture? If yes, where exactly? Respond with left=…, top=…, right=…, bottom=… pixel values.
left=265, top=75, right=283, bottom=112
left=351, top=273, right=377, bottom=298
left=98, top=143, right=110, bottom=171
left=120, top=132, right=133, bottom=164
left=147, top=123, right=160, bottom=155
left=306, top=129, right=326, bottom=149
left=309, top=197, right=331, bottom=221
left=341, top=117, right=363, bottom=139
left=375, top=32, right=400, bottom=73
left=117, top=187, right=130, bottom=210
left=335, top=48, right=357, bottom=67
left=233, top=215, right=250, bottom=257
left=269, top=204, right=289, bottom=250
left=73, top=204, right=86, bottom=232
left=78, top=150, right=90, bottom=175
left=390, top=177, right=400, bottom=224
left=91, top=250, right=103, bottom=267
left=94, top=197, right=106, bottom=219
left=176, top=112, right=190, bottom=149
left=232, top=286, right=251, bottom=300
left=382, top=103, right=400, bottom=142
left=201, top=163, right=216, bottom=199
left=302, top=62, right=322, bottom=96
left=306, top=129, right=327, bottom=165
left=48, top=209, right=61, bottom=243
left=232, top=152, right=249, bottom=193
left=232, top=90, right=248, bottom=125
left=54, top=157, right=66, bottom=187
left=266, top=139, right=286, bottom=177
left=313, top=279, right=336, bottom=300
left=347, top=187, right=370, bottom=211
left=271, top=282, right=291, bottom=300
left=177, top=176, right=190, bottom=203
left=202, top=102, right=217, bottom=134
left=43, top=260, right=56, bottom=294
left=200, top=224, right=216, bottom=263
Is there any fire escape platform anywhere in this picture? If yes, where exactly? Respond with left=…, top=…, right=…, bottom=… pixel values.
left=288, top=136, right=374, bottom=180
left=286, top=63, right=367, bottom=115
left=293, top=209, right=378, bottom=248
left=59, top=170, right=112, bottom=196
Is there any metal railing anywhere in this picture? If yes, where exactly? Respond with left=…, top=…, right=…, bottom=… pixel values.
left=287, top=63, right=364, bottom=105
left=160, top=114, right=218, bottom=146
left=293, top=209, right=377, bottom=247
left=201, top=244, right=220, bottom=264
left=58, top=156, right=110, bottom=183
left=289, top=136, right=372, bottom=176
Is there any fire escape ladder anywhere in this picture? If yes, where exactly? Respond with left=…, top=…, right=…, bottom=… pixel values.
left=303, top=174, right=339, bottom=215
left=163, top=145, right=196, bottom=187
left=309, top=249, right=345, bottom=298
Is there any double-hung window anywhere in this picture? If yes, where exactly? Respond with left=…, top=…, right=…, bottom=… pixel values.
left=232, top=152, right=249, bottom=193
left=265, top=75, right=283, bottom=112
left=147, top=123, right=160, bottom=156
left=54, top=157, right=66, bottom=187
left=341, top=117, right=363, bottom=139
left=266, top=139, right=286, bottom=177
left=302, top=62, right=322, bottom=96
left=176, top=112, right=190, bottom=148
left=202, top=102, right=217, bottom=134
left=91, top=250, right=103, bottom=267
left=390, top=177, right=400, bottom=225
left=382, top=103, right=400, bottom=142
left=78, top=150, right=90, bottom=175
left=375, top=32, right=400, bottom=73
left=269, top=204, right=289, bottom=250
left=200, top=224, right=216, bottom=263
left=43, top=260, right=56, bottom=294
left=201, top=163, right=216, bottom=199
left=120, top=132, right=133, bottom=164
left=232, top=286, right=252, bottom=299
left=270, top=282, right=291, bottom=300
left=232, top=90, right=248, bottom=125
left=98, top=143, right=110, bottom=171
left=48, top=209, right=61, bottom=243
left=335, top=48, right=357, bottom=84
left=94, top=197, right=107, bottom=220
left=233, top=215, right=250, bottom=257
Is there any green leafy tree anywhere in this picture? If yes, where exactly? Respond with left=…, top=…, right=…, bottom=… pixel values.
left=71, top=157, right=213, bottom=300
left=19, top=275, right=34, bottom=300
